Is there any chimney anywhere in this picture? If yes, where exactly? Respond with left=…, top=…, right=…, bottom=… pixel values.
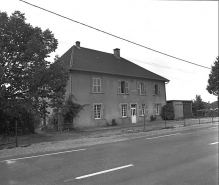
left=113, top=48, right=120, bottom=58
left=75, top=41, right=80, bottom=48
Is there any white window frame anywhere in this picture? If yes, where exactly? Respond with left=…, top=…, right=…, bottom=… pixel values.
left=94, top=104, right=101, bottom=119
left=121, top=104, right=128, bottom=117
left=137, top=82, right=147, bottom=95
left=154, top=104, right=160, bottom=115
left=139, top=104, right=146, bottom=116
left=145, top=104, right=148, bottom=116
left=93, top=78, right=101, bottom=93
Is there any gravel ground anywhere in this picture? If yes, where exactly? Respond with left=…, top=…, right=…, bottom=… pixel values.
left=0, top=122, right=217, bottom=160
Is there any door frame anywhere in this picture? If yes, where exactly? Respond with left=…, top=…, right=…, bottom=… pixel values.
left=130, top=103, right=137, bottom=123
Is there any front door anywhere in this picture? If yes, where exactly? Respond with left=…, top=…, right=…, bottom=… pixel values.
left=131, top=104, right=137, bottom=123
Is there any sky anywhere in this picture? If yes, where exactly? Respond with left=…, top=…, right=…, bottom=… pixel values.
left=1, top=0, right=218, bottom=103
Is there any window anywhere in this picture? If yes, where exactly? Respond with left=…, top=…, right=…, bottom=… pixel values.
left=145, top=104, right=148, bottom=115
left=154, top=104, right=160, bottom=115
left=93, top=78, right=101, bottom=93
left=121, top=104, right=128, bottom=117
left=153, top=84, right=161, bottom=95
left=118, top=80, right=129, bottom=94
left=139, top=104, right=148, bottom=116
left=94, top=104, right=101, bottom=119
left=137, top=82, right=147, bottom=95
left=139, top=104, right=145, bottom=116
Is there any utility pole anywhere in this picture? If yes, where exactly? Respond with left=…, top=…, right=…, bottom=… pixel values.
left=15, top=120, right=18, bottom=147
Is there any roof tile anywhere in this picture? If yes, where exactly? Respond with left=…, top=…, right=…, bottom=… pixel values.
left=60, top=45, right=169, bottom=82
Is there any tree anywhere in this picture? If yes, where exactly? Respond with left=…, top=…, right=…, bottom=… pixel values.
left=192, top=95, right=205, bottom=116
left=161, top=104, right=175, bottom=120
left=206, top=56, right=219, bottom=108
left=0, top=11, right=69, bottom=129
left=61, top=94, right=85, bottom=125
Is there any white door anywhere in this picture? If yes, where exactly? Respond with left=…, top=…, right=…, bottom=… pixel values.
left=131, top=105, right=137, bottom=123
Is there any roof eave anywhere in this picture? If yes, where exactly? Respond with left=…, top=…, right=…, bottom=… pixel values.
left=69, top=68, right=169, bottom=82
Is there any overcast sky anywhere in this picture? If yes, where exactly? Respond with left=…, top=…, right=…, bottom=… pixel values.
left=1, top=0, right=218, bottom=103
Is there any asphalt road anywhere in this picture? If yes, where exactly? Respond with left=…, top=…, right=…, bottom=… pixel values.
left=0, top=124, right=218, bottom=185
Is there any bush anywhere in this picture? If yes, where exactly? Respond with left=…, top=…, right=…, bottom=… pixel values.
left=150, top=115, right=156, bottom=121
left=161, top=104, right=175, bottom=120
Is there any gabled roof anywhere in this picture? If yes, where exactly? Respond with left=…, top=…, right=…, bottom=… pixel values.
left=60, top=45, right=169, bottom=82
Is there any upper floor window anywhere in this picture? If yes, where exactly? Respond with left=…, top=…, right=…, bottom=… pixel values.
left=153, top=84, right=161, bottom=96
left=137, top=82, right=147, bottom=95
left=93, top=78, right=101, bottom=93
left=94, top=104, right=101, bottom=119
left=118, top=80, right=129, bottom=94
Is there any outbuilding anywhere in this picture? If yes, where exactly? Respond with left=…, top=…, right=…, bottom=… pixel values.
left=167, top=100, right=193, bottom=119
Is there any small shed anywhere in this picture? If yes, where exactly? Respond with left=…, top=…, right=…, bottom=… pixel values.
left=167, top=100, right=193, bottom=119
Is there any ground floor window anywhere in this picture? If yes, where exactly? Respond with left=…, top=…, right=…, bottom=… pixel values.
left=139, top=104, right=145, bottom=116
left=145, top=104, right=148, bottom=115
left=121, top=104, right=128, bottom=117
left=139, top=104, right=148, bottom=116
left=94, top=104, right=101, bottom=119
left=154, top=104, right=161, bottom=115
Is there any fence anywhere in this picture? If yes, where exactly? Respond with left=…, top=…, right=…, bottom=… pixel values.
left=0, top=120, right=19, bottom=149
left=141, top=106, right=219, bottom=131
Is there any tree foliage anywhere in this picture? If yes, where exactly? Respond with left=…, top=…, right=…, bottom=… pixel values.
left=192, top=95, right=205, bottom=116
left=161, top=104, right=175, bottom=120
left=61, top=94, right=85, bottom=124
left=0, top=11, right=69, bottom=130
left=207, top=56, right=218, bottom=96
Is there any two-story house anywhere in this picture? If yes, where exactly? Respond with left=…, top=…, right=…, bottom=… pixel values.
left=60, top=41, right=169, bottom=128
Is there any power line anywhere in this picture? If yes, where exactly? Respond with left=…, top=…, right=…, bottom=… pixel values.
left=19, top=0, right=211, bottom=70
left=128, top=57, right=194, bottom=73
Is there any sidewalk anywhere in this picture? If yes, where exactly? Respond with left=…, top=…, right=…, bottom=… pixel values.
left=80, top=117, right=219, bottom=132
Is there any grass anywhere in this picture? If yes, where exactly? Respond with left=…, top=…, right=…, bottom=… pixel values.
left=0, top=117, right=217, bottom=150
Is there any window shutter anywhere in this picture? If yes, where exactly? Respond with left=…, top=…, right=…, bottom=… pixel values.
left=139, top=104, right=141, bottom=115
left=100, top=78, right=103, bottom=93
left=137, top=82, right=140, bottom=95
left=118, top=80, right=121, bottom=94
left=93, top=78, right=95, bottom=93
left=119, top=104, right=122, bottom=117
left=158, top=85, right=161, bottom=96
left=92, top=104, right=95, bottom=120
left=101, top=104, right=104, bottom=119
left=127, top=104, right=130, bottom=117
left=125, top=81, right=129, bottom=94
left=153, top=84, right=155, bottom=95
left=144, top=83, right=147, bottom=95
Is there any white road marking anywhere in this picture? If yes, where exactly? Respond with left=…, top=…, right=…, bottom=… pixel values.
left=208, top=127, right=218, bottom=129
left=68, top=164, right=134, bottom=181
left=0, top=148, right=85, bottom=163
left=146, top=133, right=181, bottom=140
left=209, top=142, right=218, bottom=145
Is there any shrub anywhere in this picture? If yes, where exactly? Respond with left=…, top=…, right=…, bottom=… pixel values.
left=161, top=104, right=175, bottom=120
left=150, top=115, right=157, bottom=121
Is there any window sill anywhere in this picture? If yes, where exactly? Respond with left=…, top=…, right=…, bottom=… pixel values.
left=138, top=94, right=147, bottom=96
left=90, top=92, right=104, bottom=94
left=118, top=93, right=129, bottom=95
left=119, top=117, right=130, bottom=119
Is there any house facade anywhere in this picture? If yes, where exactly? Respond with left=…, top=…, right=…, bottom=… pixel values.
left=60, top=41, right=169, bottom=128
